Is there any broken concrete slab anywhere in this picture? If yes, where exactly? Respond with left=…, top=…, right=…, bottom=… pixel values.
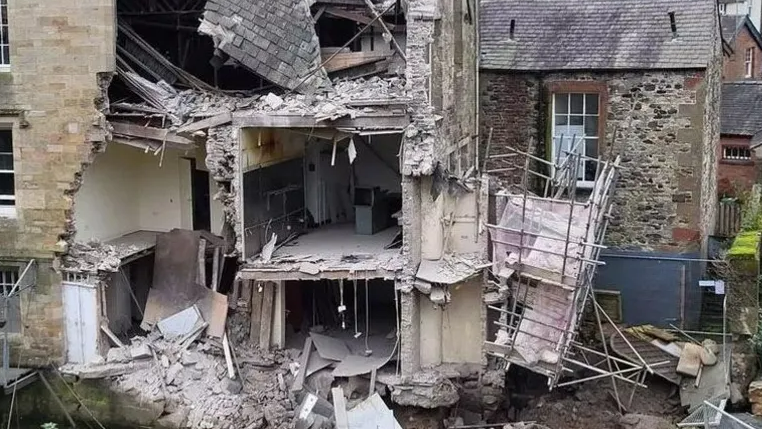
left=346, top=393, right=402, bottom=429
left=332, top=354, right=391, bottom=378
left=310, top=332, right=351, bottom=361
left=677, top=343, right=703, bottom=377
left=106, top=347, right=132, bottom=364
left=130, top=344, right=152, bottom=360
left=60, top=360, right=153, bottom=379
left=157, top=305, right=204, bottom=340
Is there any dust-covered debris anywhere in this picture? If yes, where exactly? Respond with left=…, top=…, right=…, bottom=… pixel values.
left=61, top=240, right=124, bottom=273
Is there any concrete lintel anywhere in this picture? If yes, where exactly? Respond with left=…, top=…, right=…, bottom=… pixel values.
left=239, top=267, right=401, bottom=281
left=232, top=112, right=410, bottom=130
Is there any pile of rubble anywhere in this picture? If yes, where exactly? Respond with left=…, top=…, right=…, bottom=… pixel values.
left=113, top=73, right=410, bottom=129
left=60, top=240, right=124, bottom=273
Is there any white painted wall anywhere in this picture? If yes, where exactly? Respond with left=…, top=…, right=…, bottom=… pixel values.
left=420, top=278, right=482, bottom=366
left=75, top=142, right=224, bottom=242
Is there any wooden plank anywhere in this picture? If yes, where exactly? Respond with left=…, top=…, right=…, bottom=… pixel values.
left=222, top=333, right=236, bottom=379
left=324, top=7, right=395, bottom=30
left=211, top=247, right=221, bottom=292
left=249, top=281, right=263, bottom=346
left=176, top=112, right=232, bottom=135
left=291, top=337, right=313, bottom=393
left=229, top=278, right=241, bottom=309
left=239, top=279, right=253, bottom=311
left=100, top=324, right=126, bottom=348
left=197, top=239, right=207, bottom=287
left=110, top=121, right=195, bottom=146
left=368, top=368, right=377, bottom=398
left=322, top=51, right=389, bottom=73
left=332, top=386, right=349, bottom=429
left=259, top=282, right=275, bottom=349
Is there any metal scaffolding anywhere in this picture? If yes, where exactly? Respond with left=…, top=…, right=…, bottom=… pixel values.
left=484, top=138, right=655, bottom=410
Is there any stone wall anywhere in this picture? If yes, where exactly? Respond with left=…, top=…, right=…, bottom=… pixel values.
left=480, top=69, right=719, bottom=253
left=0, top=0, right=115, bottom=365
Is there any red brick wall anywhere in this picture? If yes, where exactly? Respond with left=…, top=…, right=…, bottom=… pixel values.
left=718, top=135, right=756, bottom=196
left=723, top=26, right=762, bottom=81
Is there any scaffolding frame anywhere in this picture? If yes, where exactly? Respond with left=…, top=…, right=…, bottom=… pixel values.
left=485, top=138, right=652, bottom=410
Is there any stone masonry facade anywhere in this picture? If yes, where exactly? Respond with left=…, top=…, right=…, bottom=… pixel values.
left=480, top=69, right=720, bottom=253
left=0, top=0, right=115, bottom=365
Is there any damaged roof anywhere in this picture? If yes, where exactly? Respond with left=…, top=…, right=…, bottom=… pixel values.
left=200, top=0, right=330, bottom=93
left=721, top=82, right=762, bottom=136
left=480, top=0, right=717, bottom=71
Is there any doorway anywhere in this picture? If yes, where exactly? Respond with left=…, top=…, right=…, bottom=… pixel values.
left=190, top=159, right=211, bottom=231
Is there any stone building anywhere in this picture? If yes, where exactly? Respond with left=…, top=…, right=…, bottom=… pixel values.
left=480, top=0, right=721, bottom=256
left=0, top=0, right=500, bottom=418
left=720, top=81, right=762, bottom=196
left=0, top=0, right=114, bottom=366
left=721, top=15, right=762, bottom=80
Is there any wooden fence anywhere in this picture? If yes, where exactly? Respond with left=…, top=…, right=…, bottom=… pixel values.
left=716, top=200, right=742, bottom=237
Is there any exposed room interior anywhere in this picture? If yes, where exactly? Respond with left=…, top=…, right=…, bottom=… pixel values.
left=240, top=128, right=403, bottom=265
left=283, top=277, right=399, bottom=361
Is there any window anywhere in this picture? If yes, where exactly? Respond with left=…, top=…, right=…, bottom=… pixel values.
left=719, top=3, right=727, bottom=14
left=723, top=146, right=752, bottom=160
left=551, top=93, right=600, bottom=187
left=0, top=0, right=8, bottom=68
left=0, top=129, right=13, bottom=217
left=746, top=48, right=755, bottom=78
left=0, top=268, right=20, bottom=333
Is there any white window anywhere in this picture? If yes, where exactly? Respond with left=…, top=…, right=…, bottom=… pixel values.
left=746, top=48, right=755, bottom=78
left=551, top=93, right=600, bottom=188
left=723, top=146, right=752, bottom=160
left=0, top=268, right=20, bottom=333
left=719, top=3, right=727, bottom=14
left=0, top=0, right=8, bottom=69
left=0, top=129, right=13, bottom=217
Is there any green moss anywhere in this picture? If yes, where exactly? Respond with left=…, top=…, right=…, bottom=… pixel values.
left=728, top=231, right=761, bottom=258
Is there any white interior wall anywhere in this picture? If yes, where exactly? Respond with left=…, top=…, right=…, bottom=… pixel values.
left=420, top=278, right=482, bottom=366
left=75, top=142, right=225, bottom=241
left=75, top=143, right=141, bottom=241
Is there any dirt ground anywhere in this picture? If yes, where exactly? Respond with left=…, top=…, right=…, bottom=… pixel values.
left=514, top=376, right=685, bottom=429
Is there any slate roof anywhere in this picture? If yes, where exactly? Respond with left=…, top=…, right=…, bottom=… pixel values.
left=721, top=82, right=762, bottom=135
left=202, top=0, right=330, bottom=93
left=480, top=0, right=717, bottom=71
left=720, top=15, right=762, bottom=49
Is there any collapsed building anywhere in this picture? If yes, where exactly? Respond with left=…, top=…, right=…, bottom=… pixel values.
left=0, top=0, right=734, bottom=427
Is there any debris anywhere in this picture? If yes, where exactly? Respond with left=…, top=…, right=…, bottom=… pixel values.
left=348, top=138, right=357, bottom=164
left=292, top=337, right=313, bottom=393
left=416, top=256, right=483, bottom=285
left=166, top=362, right=183, bottom=385
left=157, top=305, right=204, bottom=340
left=429, top=286, right=449, bottom=306
left=700, top=347, right=718, bottom=366
left=130, top=344, right=152, bottom=360
left=676, top=343, right=703, bottom=377
left=100, top=324, right=126, bottom=348
left=749, top=380, right=762, bottom=415
left=264, top=93, right=285, bottom=110
left=625, top=325, right=678, bottom=343
left=298, top=262, right=321, bottom=275
left=141, top=229, right=228, bottom=338
left=222, top=333, right=236, bottom=379
left=332, top=354, right=389, bottom=378
left=618, top=413, right=674, bottom=429
left=306, top=349, right=334, bottom=378
left=261, top=233, right=277, bottom=263
left=332, top=387, right=349, bottom=429
left=310, top=332, right=351, bottom=361
left=106, top=347, right=131, bottom=364
left=346, top=393, right=402, bottom=429
left=259, top=282, right=276, bottom=350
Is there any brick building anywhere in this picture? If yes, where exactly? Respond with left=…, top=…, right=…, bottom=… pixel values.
left=719, top=81, right=762, bottom=196
left=480, top=0, right=721, bottom=255
left=721, top=15, right=762, bottom=80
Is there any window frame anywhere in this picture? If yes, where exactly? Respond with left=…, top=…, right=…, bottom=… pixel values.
left=746, top=47, right=755, bottom=78
left=0, top=0, right=9, bottom=71
left=546, top=81, right=608, bottom=190
left=0, top=265, right=22, bottom=334
left=719, top=3, right=727, bottom=14
left=0, top=126, right=14, bottom=219
left=722, top=145, right=753, bottom=162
